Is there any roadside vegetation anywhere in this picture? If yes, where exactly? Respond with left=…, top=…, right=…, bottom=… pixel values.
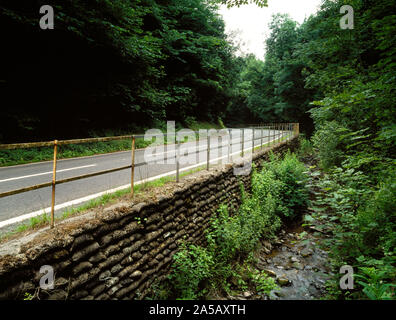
left=148, top=132, right=395, bottom=300
left=295, top=133, right=395, bottom=300
left=233, top=0, right=395, bottom=300
left=147, top=152, right=309, bottom=299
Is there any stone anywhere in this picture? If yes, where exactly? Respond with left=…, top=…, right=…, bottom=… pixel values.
left=99, top=270, right=111, bottom=281
left=89, top=252, right=106, bottom=263
left=105, top=277, right=119, bottom=287
left=71, top=242, right=100, bottom=262
left=243, top=291, right=253, bottom=298
left=91, top=284, right=106, bottom=297
left=290, top=256, right=299, bottom=263
left=263, top=248, right=271, bottom=255
left=72, top=234, right=94, bottom=249
left=259, top=257, right=267, bottom=264
left=73, top=261, right=93, bottom=275
left=277, top=276, right=290, bottom=286
left=131, top=270, right=142, bottom=278
left=263, top=269, right=277, bottom=278
left=132, top=251, right=142, bottom=260
left=54, top=277, right=69, bottom=287
left=111, top=264, right=123, bottom=274
left=71, top=290, right=89, bottom=299
left=292, top=262, right=303, bottom=270
left=48, top=289, right=68, bottom=300
left=52, top=250, right=69, bottom=260
left=109, top=284, right=122, bottom=295
left=262, top=241, right=272, bottom=251
left=300, top=248, right=313, bottom=258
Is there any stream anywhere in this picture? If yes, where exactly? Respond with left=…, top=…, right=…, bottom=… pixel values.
left=227, top=164, right=334, bottom=300
left=256, top=223, right=333, bottom=300
left=225, top=222, right=334, bottom=301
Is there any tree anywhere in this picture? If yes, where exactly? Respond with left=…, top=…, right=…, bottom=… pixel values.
left=0, top=0, right=242, bottom=142
left=214, top=0, right=268, bottom=8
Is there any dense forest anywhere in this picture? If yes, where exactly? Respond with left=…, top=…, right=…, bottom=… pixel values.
left=1, top=1, right=394, bottom=141
left=1, top=0, right=253, bottom=143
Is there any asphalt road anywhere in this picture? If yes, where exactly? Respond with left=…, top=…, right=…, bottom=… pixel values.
left=0, top=128, right=286, bottom=233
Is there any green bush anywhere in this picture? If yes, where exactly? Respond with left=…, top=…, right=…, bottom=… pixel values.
left=261, top=152, right=309, bottom=220
left=250, top=269, right=279, bottom=295
left=310, top=120, right=346, bottom=170
left=169, top=243, right=214, bottom=300
left=355, top=266, right=396, bottom=300
left=297, top=136, right=314, bottom=159
left=167, top=153, right=309, bottom=299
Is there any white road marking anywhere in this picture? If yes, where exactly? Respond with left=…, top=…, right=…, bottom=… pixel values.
left=0, top=132, right=288, bottom=229
left=0, top=164, right=97, bottom=183
left=145, top=132, right=255, bottom=158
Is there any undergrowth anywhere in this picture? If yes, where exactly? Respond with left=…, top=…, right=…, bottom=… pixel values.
left=147, top=152, right=309, bottom=300
left=298, top=134, right=396, bottom=300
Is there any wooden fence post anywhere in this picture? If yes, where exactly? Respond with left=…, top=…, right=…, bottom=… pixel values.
left=278, top=123, right=281, bottom=144
left=131, top=136, right=135, bottom=196
left=207, top=130, right=210, bottom=171
left=50, top=140, right=58, bottom=229
left=228, top=129, right=231, bottom=163
left=273, top=123, right=276, bottom=145
left=176, top=140, right=180, bottom=182
left=251, top=128, right=254, bottom=154
left=241, top=128, right=244, bottom=157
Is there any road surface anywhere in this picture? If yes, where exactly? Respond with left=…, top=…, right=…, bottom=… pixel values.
left=0, top=128, right=287, bottom=233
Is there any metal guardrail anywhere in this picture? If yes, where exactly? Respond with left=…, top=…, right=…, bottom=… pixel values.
left=0, top=123, right=299, bottom=228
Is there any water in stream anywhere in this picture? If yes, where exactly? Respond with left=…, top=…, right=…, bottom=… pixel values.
left=256, top=223, right=333, bottom=300
left=226, top=221, right=334, bottom=301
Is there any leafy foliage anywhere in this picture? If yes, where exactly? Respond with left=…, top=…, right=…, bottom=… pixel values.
left=313, top=165, right=395, bottom=299
left=232, top=0, right=396, bottom=299
left=0, top=0, right=243, bottom=142
left=250, top=269, right=278, bottom=295
left=213, top=0, right=268, bottom=9
left=260, top=152, right=309, bottom=220
left=169, top=242, right=214, bottom=299
left=299, top=0, right=396, bottom=300
left=167, top=154, right=308, bottom=299
left=227, top=14, right=316, bottom=133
